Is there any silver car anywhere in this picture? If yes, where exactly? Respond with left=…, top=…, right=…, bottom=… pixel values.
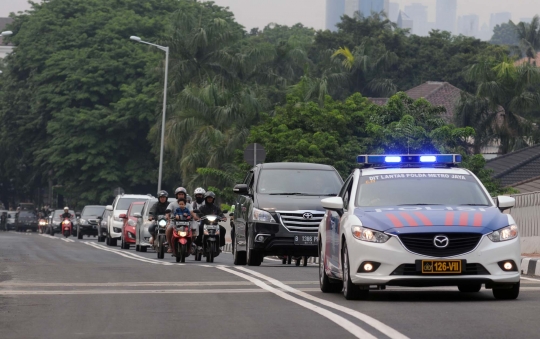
left=134, top=198, right=175, bottom=252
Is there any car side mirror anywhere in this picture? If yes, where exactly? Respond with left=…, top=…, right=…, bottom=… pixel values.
left=133, top=213, right=142, bottom=218
left=321, top=197, right=344, bottom=216
left=233, top=184, right=249, bottom=195
left=105, top=205, right=113, bottom=211
left=119, top=213, right=127, bottom=219
left=496, top=196, right=515, bottom=212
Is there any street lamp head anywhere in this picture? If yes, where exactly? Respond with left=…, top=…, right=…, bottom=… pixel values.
left=130, top=36, right=141, bottom=42
left=1, top=31, right=13, bottom=37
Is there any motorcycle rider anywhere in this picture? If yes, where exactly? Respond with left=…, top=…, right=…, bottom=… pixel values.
left=60, top=207, right=73, bottom=229
left=194, top=191, right=227, bottom=248
left=148, top=190, right=169, bottom=245
left=192, top=187, right=206, bottom=212
left=166, top=187, right=192, bottom=255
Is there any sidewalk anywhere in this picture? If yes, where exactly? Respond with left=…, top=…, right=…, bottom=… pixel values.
left=521, top=254, right=540, bottom=277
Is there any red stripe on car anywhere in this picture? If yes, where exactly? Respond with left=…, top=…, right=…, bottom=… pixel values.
left=459, top=212, right=469, bottom=226
left=386, top=214, right=403, bottom=228
left=400, top=212, right=418, bottom=226
left=413, top=212, right=433, bottom=226
left=473, top=213, right=482, bottom=227
left=445, top=212, right=454, bottom=226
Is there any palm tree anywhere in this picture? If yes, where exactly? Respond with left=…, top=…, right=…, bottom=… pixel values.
left=459, top=56, right=539, bottom=154
left=511, top=15, right=540, bottom=64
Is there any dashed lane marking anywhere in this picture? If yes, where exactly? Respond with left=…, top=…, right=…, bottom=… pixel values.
left=0, top=288, right=320, bottom=295
left=216, top=265, right=378, bottom=339
left=82, top=242, right=177, bottom=266
left=0, top=281, right=318, bottom=287
left=235, top=266, right=409, bottom=339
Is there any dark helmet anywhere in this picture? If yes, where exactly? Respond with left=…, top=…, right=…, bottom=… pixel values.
left=204, top=191, right=216, bottom=199
left=158, top=190, right=168, bottom=198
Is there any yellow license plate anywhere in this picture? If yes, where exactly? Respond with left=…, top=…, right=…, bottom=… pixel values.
left=421, top=260, right=462, bottom=274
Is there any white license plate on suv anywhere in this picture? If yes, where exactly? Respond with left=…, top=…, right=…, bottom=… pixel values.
left=294, top=235, right=318, bottom=245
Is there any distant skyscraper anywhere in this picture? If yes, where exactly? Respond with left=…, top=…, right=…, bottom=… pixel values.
left=397, top=11, right=413, bottom=31
left=458, top=14, right=479, bottom=37
left=326, top=0, right=346, bottom=31
left=436, top=0, right=457, bottom=34
left=405, top=3, right=428, bottom=36
left=490, top=12, right=512, bottom=31
left=520, top=18, right=534, bottom=23
left=343, top=1, right=390, bottom=19
left=389, top=2, right=399, bottom=22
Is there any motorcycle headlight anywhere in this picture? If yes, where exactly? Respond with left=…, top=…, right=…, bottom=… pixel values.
left=206, top=216, right=218, bottom=223
left=251, top=208, right=275, bottom=223
left=179, top=231, right=187, bottom=237
left=351, top=226, right=390, bottom=243
left=158, top=219, right=167, bottom=227
left=488, top=225, right=518, bottom=242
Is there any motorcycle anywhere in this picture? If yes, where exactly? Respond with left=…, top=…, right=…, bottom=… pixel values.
left=196, top=214, right=225, bottom=263
left=171, top=219, right=192, bottom=263
left=61, top=218, right=72, bottom=238
left=153, top=215, right=168, bottom=259
left=38, top=219, right=48, bottom=234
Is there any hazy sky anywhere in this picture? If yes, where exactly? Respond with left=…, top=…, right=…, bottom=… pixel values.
left=1, top=0, right=539, bottom=30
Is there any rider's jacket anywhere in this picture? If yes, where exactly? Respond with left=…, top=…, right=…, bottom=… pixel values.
left=149, top=201, right=169, bottom=217
left=61, top=213, right=72, bottom=219
left=198, top=203, right=223, bottom=218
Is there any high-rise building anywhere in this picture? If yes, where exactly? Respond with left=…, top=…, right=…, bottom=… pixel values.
left=405, top=3, right=428, bottom=36
left=490, top=12, right=512, bottom=31
left=436, top=0, right=457, bottom=34
left=326, top=0, right=346, bottom=31
left=458, top=14, right=479, bottom=37
left=389, top=2, right=400, bottom=22
left=397, top=11, right=414, bottom=31
left=520, top=18, right=534, bottom=23
left=343, top=0, right=390, bottom=19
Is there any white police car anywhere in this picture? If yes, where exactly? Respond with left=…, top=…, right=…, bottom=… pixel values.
left=318, top=154, right=521, bottom=300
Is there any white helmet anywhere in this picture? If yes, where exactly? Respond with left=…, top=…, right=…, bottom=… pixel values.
left=64, top=207, right=69, bottom=211
left=194, top=187, right=206, bottom=195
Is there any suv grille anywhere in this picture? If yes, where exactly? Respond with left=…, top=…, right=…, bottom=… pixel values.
left=398, top=233, right=483, bottom=257
left=277, top=211, right=324, bottom=233
left=391, top=263, right=490, bottom=276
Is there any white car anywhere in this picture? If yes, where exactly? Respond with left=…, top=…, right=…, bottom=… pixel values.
left=105, top=194, right=153, bottom=246
left=319, top=154, right=521, bottom=300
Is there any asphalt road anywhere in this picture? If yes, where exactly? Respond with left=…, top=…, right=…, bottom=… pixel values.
left=1, top=231, right=540, bottom=339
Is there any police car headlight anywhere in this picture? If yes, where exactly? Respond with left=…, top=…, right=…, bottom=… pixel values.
left=352, top=226, right=390, bottom=243
left=251, top=208, right=275, bottom=223
left=488, top=225, right=518, bottom=242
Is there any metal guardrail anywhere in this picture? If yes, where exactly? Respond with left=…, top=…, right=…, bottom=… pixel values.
left=506, top=192, right=540, bottom=237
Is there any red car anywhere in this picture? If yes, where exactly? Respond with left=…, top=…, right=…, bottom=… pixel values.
left=119, top=201, right=145, bottom=249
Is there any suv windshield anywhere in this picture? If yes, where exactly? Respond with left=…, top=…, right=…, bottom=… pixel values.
left=82, top=206, right=105, bottom=216
left=117, top=198, right=147, bottom=210
left=356, top=173, right=491, bottom=207
left=257, top=169, right=342, bottom=195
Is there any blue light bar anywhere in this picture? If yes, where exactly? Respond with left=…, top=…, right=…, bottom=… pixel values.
left=357, top=154, right=462, bottom=166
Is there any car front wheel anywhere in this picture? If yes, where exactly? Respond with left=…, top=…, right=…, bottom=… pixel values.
left=493, top=283, right=520, bottom=300
left=342, top=242, right=368, bottom=300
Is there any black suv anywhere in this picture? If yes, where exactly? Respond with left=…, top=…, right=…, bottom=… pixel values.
left=16, top=211, right=38, bottom=232
left=75, top=205, right=105, bottom=239
left=232, top=162, right=343, bottom=266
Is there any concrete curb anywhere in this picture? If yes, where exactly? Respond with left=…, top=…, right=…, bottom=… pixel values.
left=521, top=257, right=540, bottom=277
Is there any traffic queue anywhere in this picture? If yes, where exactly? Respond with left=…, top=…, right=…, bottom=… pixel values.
left=15, top=153, right=522, bottom=301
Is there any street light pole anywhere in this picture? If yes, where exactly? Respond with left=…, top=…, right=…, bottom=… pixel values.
left=130, top=36, right=169, bottom=193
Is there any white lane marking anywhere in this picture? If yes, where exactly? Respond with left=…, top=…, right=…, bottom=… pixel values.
left=0, top=288, right=320, bottom=295
left=82, top=242, right=177, bottom=266
left=38, top=234, right=75, bottom=242
left=236, top=266, right=409, bottom=339
left=60, top=238, right=75, bottom=243
left=216, top=266, right=377, bottom=339
left=521, top=276, right=540, bottom=282
left=0, top=281, right=318, bottom=287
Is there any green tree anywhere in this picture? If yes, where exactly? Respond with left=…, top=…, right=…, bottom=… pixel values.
left=490, top=22, right=519, bottom=46
left=0, top=0, right=184, bottom=205
left=512, top=15, right=540, bottom=63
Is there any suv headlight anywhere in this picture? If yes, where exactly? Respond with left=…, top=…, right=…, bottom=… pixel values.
left=352, top=226, right=390, bottom=243
left=487, top=225, right=518, bottom=242
left=79, top=219, right=87, bottom=225
left=251, top=208, right=275, bottom=223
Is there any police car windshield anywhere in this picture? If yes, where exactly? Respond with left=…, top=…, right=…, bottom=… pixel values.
left=258, top=169, right=342, bottom=195
left=356, top=173, right=492, bottom=207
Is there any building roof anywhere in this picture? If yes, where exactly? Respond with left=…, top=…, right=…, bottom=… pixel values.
left=0, top=17, right=13, bottom=45
left=485, top=144, right=540, bottom=188
left=369, top=81, right=462, bottom=123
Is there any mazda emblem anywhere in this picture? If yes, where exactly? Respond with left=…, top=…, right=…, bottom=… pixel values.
left=303, top=212, right=313, bottom=220
left=433, top=235, right=449, bottom=248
